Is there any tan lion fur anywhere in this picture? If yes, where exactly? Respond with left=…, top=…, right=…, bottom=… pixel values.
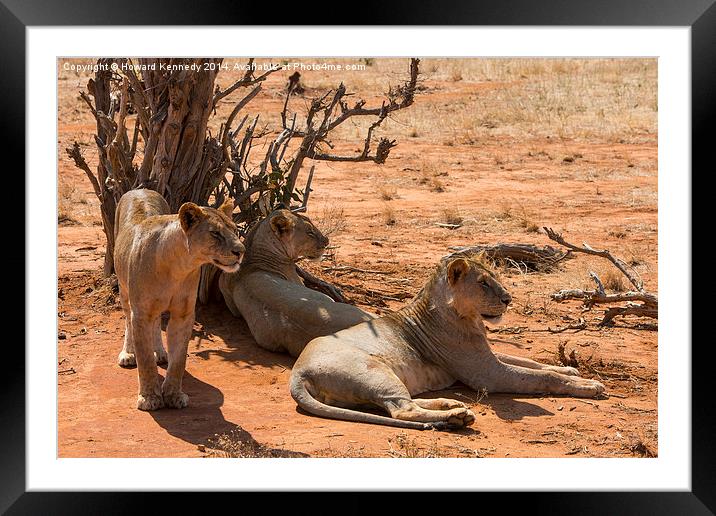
left=290, top=257, right=605, bottom=430
left=219, top=209, right=374, bottom=357
left=114, top=189, right=245, bottom=411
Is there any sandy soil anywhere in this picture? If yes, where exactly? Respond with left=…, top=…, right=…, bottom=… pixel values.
left=57, top=58, right=658, bottom=458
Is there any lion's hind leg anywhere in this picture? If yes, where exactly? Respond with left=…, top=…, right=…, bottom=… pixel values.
left=293, top=347, right=475, bottom=430
left=355, top=362, right=475, bottom=428
left=385, top=398, right=475, bottom=429
left=153, top=319, right=168, bottom=365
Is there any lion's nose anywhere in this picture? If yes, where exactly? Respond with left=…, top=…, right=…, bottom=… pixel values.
left=232, top=243, right=245, bottom=258
left=501, top=293, right=512, bottom=306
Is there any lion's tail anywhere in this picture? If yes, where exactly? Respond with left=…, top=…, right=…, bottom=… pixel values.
left=289, top=372, right=440, bottom=431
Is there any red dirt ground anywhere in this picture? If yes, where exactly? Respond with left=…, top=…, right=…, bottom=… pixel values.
left=57, top=58, right=657, bottom=458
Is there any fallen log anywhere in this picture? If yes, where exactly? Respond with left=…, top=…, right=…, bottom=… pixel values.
left=446, top=243, right=572, bottom=272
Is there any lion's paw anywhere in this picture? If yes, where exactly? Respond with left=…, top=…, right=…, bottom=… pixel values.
left=163, top=391, right=189, bottom=409
left=440, top=399, right=468, bottom=410
left=554, top=365, right=579, bottom=376
left=446, top=408, right=476, bottom=428
left=570, top=377, right=606, bottom=398
left=118, top=351, right=136, bottom=368
left=137, top=393, right=164, bottom=411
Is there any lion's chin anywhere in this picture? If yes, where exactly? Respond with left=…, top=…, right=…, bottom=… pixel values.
left=213, top=259, right=241, bottom=273
left=481, top=314, right=503, bottom=326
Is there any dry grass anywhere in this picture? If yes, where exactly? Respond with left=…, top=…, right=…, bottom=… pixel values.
left=387, top=432, right=445, bottom=458
left=377, top=183, right=398, bottom=201
left=314, top=203, right=348, bottom=237
left=602, top=269, right=627, bottom=292
left=428, top=178, right=445, bottom=193
left=627, top=432, right=656, bottom=457
left=58, top=183, right=87, bottom=225
left=379, top=58, right=656, bottom=143
left=492, top=203, right=540, bottom=233
left=441, top=208, right=463, bottom=226
left=200, top=429, right=307, bottom=458
left=382, top=204, right=397, bottom=226
left=417, top=160, right=449, bottom=193
left=608, top=229, right=627, bottom=239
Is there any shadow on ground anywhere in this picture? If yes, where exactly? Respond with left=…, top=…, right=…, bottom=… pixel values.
left=193, top=302, right=295, bottom=371
left=148, top=370, right=306, bottom=457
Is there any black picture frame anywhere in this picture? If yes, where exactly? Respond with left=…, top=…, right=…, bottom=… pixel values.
left=5, top=1, right=710, bottom=513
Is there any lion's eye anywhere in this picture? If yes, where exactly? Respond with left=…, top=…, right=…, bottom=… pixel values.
left=210, top=231, right=223, bottom=241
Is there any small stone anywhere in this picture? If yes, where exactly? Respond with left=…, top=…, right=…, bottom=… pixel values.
left=557, top=406, right=564, bottom=411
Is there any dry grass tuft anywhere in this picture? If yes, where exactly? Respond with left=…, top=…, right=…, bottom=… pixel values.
left=449, top=68, right=463, bottom=82
left=602, top=269, right=626, bottom=292
left=417, top=162, right=447, bottom=192
left=58, top=183, right=86, bottom=225
left=441, top=208, right=464, bottom=226
left=627, top=432, right=656, bottom=458
left=382, top=204, right=397, bottom=226
left=387, top=432, right=445, bottom=458
left=201, top=429, right=307, bottom=458
left=378, top=183, right=398, bottom=201
left=315, top=203, right=348, bottom=237
left=608, top=229, right=627, bottom=239
left=429, top=178, right=446, bottom=193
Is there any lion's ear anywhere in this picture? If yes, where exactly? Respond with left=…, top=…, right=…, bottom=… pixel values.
left=219, top=199, right=234, bottom=218
left=178, top=203, right=205, bottom=232
left=447, top=258, right=469, bottom=286
left=269, top=211, right=296, bottom=236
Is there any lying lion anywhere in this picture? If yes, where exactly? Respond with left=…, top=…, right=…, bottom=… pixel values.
left=290, top=256, right=605, bottom=430
left=114, top=189, right=245, bottom=410
left=219, top=209, right=374, bottom=357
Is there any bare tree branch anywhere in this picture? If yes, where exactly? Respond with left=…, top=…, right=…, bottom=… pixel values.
left=551, top=289, right=658, bottom=307
left=601, top=306, right=658, bottom=325
left=212, top=60, right=279, bottom=109
left=544, top=227, right=657, bottom=326
left=543, top=226, right=643, bottom=291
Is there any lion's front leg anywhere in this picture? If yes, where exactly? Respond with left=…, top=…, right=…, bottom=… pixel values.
left=161, top=309, right=193, bottom=409
left=117, top=288, right=137, bottom=368
left=494, top=351, right=579, bottom=376
left=131, top=311, right=164, bottom=411
left=474, top=359, right=605, bottom=398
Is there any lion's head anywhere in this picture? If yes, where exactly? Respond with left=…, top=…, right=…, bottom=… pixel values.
left=267, top=209, right=329, bottom=261
left=444, top=256, right=512, bottom=324
left=178, top=200, right=245, bottom=273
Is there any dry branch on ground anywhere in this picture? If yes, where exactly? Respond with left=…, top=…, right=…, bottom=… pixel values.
left=543, top=227, right=657, bottom=326
left=446, top=243, right=572, bottom=272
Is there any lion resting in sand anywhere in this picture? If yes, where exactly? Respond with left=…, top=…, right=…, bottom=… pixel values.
left=290, top=256, right=605, bottom=430
left=219, top=209, right=374, bottom=357
left=114, top=189, right=245, bottom=411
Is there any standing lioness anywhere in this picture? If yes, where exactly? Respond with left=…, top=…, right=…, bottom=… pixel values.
left=290, top=256, right=605, bottom=430
left=114, top=189, right=244, bottom=411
